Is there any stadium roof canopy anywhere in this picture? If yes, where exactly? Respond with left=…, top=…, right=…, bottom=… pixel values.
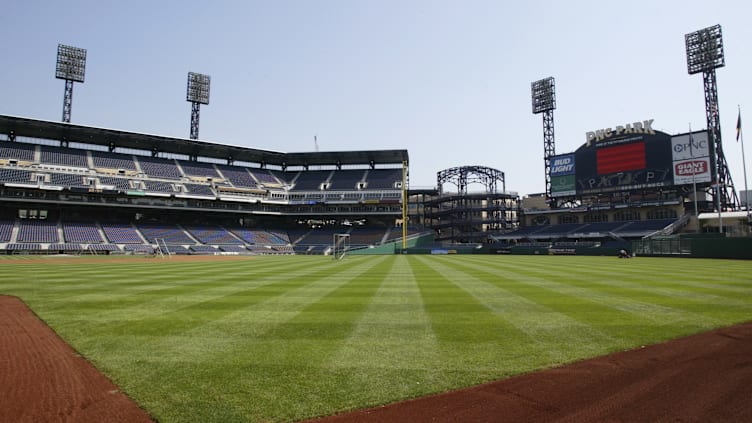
left=0, top=114, right=408, bottom=169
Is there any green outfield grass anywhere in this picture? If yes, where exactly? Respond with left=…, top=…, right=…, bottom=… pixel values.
left=1, top=254, right=751, bottom=422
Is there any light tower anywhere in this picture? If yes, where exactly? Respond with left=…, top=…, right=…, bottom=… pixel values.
left=531, top=77, right=556, bottom=205
left=55, top=44, right=87, bottom=123
left=186, top=72, right=210, bottom=140
left=685, top=24, right=739, bottom=210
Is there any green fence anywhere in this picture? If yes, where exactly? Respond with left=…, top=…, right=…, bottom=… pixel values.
left=634, top=235, right=752, bottom=259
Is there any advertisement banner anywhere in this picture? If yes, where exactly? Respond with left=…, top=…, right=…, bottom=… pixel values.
left=551, top=174, right=576, bottom=197
left=550, top=154, right=575, bottom=177
left=671, top=132, right=711, bottom=184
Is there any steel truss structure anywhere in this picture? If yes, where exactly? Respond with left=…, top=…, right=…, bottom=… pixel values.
left=685, top=24, right=739, bottom=210
left=531, top=77, right=556, bottom=206
left=186, top=72, right=210, bottom=140
left=425, top=166, right=519, bottom=244
left=55, top=44, right=86, bottom=123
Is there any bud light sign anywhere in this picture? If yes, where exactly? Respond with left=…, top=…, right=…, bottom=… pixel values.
left=550, top=154, right=575, bottom=176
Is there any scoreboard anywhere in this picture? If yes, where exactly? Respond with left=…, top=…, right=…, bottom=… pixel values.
left=550, top=126, right=712, bottom=198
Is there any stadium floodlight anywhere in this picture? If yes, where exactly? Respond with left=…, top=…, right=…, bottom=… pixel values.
left=55, top=44, right=87, bottom=123
left=186, top=72, right=210, bottom=105
left=186, top=72, right=210, bottom=140
left=685, top=24, right=724, bottom=75
left=531, top=77, right=557, bottom=206
left=685, top=24, right=739, bottom=210
left=55, top=44, right=87, bottom=83
left=531, top=77, right=556, bottom=114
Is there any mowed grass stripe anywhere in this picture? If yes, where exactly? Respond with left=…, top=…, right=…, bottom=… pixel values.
left=124, top=256, right=387, bottom=363
left=444, top=257, right=720, bottom=346
left=121, top=256, right=391, bottom=423
left=80, top=257, right=366, bottom=340
left=555, top=256, right=752, bottom=295
left=457, top=256, right=752, bottom=339
left=31, top=258, right=332, bottom=342
left=504, top=257, right=752, bottom=321
left=320, top=256, right=449, bottom=412
left=458, top=257, right=722, bottom=327
left=70, top=259, right=331, bottom=322
left=6, top=260, right=288, bottom=315
left=414, top=256, right=617, bottom=367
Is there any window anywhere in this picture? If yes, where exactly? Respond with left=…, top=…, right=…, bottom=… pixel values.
left=559, top=214, right=579, bottom=224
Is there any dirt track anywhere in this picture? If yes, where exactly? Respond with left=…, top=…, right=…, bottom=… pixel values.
left=307, top=322, right=752, bottom=423
left=1, top=294, right=751, bottom=422
left=0, top=296, right=153, bottom=423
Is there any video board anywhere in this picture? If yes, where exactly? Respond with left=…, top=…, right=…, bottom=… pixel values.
left=549, top=127, right=711, bottom=198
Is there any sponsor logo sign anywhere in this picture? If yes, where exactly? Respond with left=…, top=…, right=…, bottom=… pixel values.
left=550, top=154, right=575, bottom=176
left=671, top=132, right=711, bottom=184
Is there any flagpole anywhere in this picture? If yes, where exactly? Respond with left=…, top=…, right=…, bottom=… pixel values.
left=739, top=106, right=749, bottom=213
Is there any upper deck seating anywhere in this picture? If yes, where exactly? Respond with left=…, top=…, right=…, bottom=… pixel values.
left=328, top=170, right=367, bottom=190
left=365, top=168, right=403, bottom=189
left=289, top=171, right=332, bottom=191
left=90, top=151, right=137, bottom=172
left=217, top=165, right=259, bottom=188
left=39, top=146, right=88, bottom=168
left=179, top=161, right=220, bottom=179
left=247, top=168, right=280, bottom=185
left=0, top=142, right=35, bottom=162
left=137, top=156, right=182, bottom=179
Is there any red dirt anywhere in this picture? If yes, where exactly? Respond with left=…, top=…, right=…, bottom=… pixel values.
left=307, top=322, right=752, bottom=423
left=2, top=292, right=751, bottom=423
left=0, top=295, right=153, bottom=423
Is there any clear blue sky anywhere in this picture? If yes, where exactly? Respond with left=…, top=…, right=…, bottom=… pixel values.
left=2, top=0, right=751, bottom=197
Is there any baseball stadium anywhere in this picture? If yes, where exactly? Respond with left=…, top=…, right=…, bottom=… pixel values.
left=1, top=23, right=751, bottom=423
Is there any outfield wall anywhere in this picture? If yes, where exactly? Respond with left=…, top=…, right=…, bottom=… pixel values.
left=634, top=235, right=752, bottom=259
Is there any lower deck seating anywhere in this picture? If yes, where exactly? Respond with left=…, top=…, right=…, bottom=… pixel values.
left=16, top=220, right=59, bottom=243
left=187, top=226, right=242, bottom=244
left=101, top=223, right=143, bottom=243
left=0, top=220, right=12, bottom=242
left=63, top=222, right=104, bottom=243
left=138, top=224, right=194, bottom=244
